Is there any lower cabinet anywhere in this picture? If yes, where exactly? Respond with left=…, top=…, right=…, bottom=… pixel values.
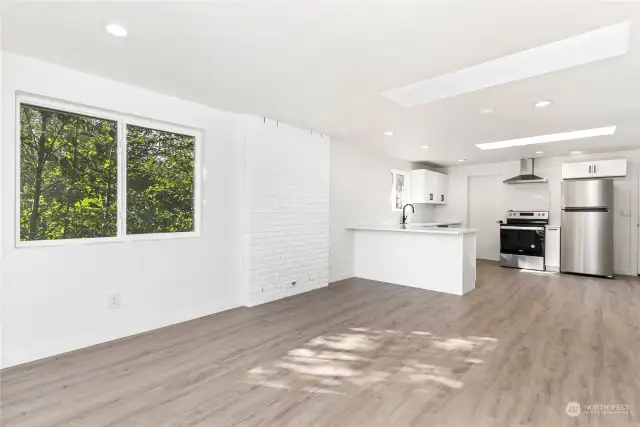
left=545, top=226, right=561, bottom=272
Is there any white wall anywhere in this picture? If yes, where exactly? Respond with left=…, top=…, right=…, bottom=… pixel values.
left=244, top=118, right=330, bottom=306
left=0, top=17, right=4, bottom=369
left=1, top=53, right=246, bottom=368
left=329, top=140, right=435, bottom=282
left=436, top=150, right=640, bottom=275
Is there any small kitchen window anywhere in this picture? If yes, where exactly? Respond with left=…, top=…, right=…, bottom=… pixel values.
left=390, top=170, right=408, bottom=211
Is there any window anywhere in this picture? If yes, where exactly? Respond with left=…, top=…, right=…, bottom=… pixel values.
left=17, top=96, right=200, bottom=245
left=390, top=170, right=408, bottom=211
left=19, top=104, right=118, bottom=241
left=126, top=125, right=195, bottom=235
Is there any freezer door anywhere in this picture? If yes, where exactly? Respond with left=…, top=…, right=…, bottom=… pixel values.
left=562, top=179, right=613, bottom=209
left=560, top=210, right=613, bottom=277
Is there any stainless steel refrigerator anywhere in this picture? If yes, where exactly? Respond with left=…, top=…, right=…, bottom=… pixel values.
left=561, top=179, right=614, bottom=278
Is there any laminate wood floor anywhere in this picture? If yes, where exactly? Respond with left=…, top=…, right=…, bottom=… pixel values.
left=2, top=262, right=639, bottom=427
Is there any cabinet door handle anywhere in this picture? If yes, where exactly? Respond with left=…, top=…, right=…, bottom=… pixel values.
left=593, top=164, right=596, bottom=174
left=430, top=193, right=433, bottom=201
left=441, top=195, right=444, bottom=202
left=589, top=165, right=592, bottom=174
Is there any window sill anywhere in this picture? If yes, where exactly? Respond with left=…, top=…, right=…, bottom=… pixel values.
left=15, top=231, right=200, bottom=249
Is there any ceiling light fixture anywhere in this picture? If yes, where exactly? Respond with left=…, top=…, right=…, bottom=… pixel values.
left=536, top=150, right=543, bottom=154
left=535, top=100, right=552, bottom=107
left=384, top=131, right=394, bottom=136
left=479, top=108, right=495, bottom=114
left=422, top=145, right=430, bottom=149
left=458, top=159, right=466, bottom=162
left=571, top=151, right=584, bottom=154
left=106, top=24, right=128, bottom=37
left=475, top=126, right=616, bottom=150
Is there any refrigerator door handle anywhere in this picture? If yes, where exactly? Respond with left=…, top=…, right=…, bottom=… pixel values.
left=563, top=207, right=610, bottom=212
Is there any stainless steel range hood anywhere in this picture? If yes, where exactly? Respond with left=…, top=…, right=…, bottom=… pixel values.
left=503, top=158, right=547, bottom=184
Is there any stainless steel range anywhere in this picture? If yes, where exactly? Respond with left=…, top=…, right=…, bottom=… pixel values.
left=500, top=211, right=549, bottom=271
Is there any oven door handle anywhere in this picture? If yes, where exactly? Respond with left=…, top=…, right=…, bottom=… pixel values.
left=500, top=226, right=545, bottom=231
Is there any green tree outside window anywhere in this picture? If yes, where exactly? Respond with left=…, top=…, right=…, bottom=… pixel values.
left=19, top=103, right=197, bottom=242
left=20, top=104, right=118, bottom=241
left=126, top=125, right=195, bottom=235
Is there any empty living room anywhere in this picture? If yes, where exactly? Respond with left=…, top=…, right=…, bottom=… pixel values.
left=1, top=1, right=639, bottom=426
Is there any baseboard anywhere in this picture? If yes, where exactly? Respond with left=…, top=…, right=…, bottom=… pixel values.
left=2, top=301, right=240, bottom=370
left=329, top=272, right=355, bottom=283
left=245, top=281, right=329, bottom=307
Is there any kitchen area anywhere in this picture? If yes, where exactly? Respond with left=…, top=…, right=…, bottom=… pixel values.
left=348, top=154, right=634, bottom=295
left=498, top=157, right=625, bottom=278
left=348, top=165, right=476, bottom=296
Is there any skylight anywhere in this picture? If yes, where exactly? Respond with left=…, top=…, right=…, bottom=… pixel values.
left=475, top=126, right=616, bottom=150
left=381, top=21, right=631, bottom=107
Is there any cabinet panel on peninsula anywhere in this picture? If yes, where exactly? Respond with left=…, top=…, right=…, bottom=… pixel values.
left=347, top=225, right=477, bottom=296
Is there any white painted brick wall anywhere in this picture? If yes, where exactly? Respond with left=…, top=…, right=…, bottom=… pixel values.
left=244, top=118, right=330, bottom=306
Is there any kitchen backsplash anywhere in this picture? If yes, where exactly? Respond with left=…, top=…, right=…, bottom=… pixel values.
left=503, top=181, right=551, bottom=212
left=408, top=203, right=437, bottom=223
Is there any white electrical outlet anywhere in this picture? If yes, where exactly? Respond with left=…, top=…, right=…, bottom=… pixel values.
left=108, top=293, right=121, bottom=309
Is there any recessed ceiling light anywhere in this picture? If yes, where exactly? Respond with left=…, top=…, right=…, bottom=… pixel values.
left=570, top=151, right=584, bottom=154
left=458, top=159, right=466, bottom=162
left=479, top=108, right=495, bottom=114
left=536, top=150, right=543, bottom=154
left=535, top=100, right=552, bottom=107
left=384, top=131, right=394, bottom=136
left=475, top=126, right=616, bottom=150
left=421, top=145, right=430, bottom=149
left=106, top=24, right=128, bottom=37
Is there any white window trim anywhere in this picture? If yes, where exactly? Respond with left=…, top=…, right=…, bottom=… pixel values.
left=390, top=169, right=410, bottom=212
left=15, top=92, right=204, bottom=248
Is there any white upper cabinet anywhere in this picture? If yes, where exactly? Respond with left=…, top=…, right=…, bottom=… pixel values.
left=561, top=159, right=626, bottom=179
left=561, top=162, right=592, bottom=179
left=410, top=170, right=430, bottom=203
left=410, top=169, right=448, bottom=204
left=436, top=172, right=449, bottom=204
left=591, top=159, right=627, bottom=178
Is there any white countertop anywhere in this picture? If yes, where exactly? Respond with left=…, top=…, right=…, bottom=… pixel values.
left=407, top=221, right=463, bottom=227
left=347, top=222, right=476, bottom=235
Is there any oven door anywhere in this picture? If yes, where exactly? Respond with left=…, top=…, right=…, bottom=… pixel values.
left=500, top=226, right=545, bottom=257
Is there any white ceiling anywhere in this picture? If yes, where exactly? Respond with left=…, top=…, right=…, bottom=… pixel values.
left=2, top=1, right=640, bottom=166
